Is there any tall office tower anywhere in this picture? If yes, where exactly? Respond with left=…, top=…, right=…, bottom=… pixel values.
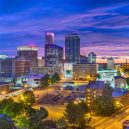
left=45, top=32, right=54, bottom=44
left=17, top=46, right=38, bottom=68
left=107, top=57, right=114, bottom=70
left=87, top=52, right=97, bottom=63
left=45, top=44, right=63, bottom=67
left=65, top=33, right=80, bottom=63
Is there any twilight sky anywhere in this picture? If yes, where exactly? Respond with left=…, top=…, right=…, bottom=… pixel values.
left=1, top=0, right=129, bottom=57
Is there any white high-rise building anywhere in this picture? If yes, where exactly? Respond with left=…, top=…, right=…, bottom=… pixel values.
left=107, top=57, right=114, bottom=70
left=88, top=52, right=96, bottom=63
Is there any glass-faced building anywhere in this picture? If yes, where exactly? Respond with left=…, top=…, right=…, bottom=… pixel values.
left=45, top=44, right=63, bottom=67
left=65, top=33, right=80, bottom=63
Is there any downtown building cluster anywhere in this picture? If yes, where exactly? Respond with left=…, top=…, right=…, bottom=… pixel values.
left=0, top=32, right=129, bottom=111
left=0, top=32, right=98, bottom=94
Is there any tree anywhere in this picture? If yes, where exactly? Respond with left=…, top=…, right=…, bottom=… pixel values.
left=64, top=101, right=88, bottom=129
left=103, top=83, right=113, bottom=97
left=27, top=107, right=48, bottom=129
left=21, top=91, right=35, bottom=106
left=117, top=70, right=121, bottom=76
left=93, top=95, right=115, bottom=116
left=0, top=98, right=49, bottom=129
left=126, top=78, right=129, bottom=86
left=54, top=72, right=61, bottom=81
left=51, top=75, right=57, bottom=84
left=56, top=117, right=68, bottom=129
left=97, top=74, right=101, bottom=79
left=93, top=84, right=115, bottom=116
left=0, top=99, right=23, bottom=119
left=0, top=117, right=16, bottom=129
left=0, top=99, right=28, bottom=128
left=51, top=72, right=61, bottom=84
left=43, top=119, right=57, bottom=129
left=41, top=74, right=51, bottom=87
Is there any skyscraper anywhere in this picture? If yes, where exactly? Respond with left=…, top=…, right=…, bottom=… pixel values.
left=45, top=32, right=54, bottom=44
left=44, top=32, right=63, bottom=67
left=45, top=44, right=63, bottom=67
left=65, top=33, right=80, bottom=63
left=17, top=46, right=38, bottom=68
left=87, top=52, right=96, bottom=63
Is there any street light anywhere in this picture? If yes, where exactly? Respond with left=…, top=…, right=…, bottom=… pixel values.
left=2, top=91, right=6, bottom=95
left=74, top=101, right=78, bottom=104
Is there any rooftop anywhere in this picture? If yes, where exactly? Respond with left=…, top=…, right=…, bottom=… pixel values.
left=114, top=76, right=125, bottom=79
left=87, top=81, right=105, bottom=89
left=112, top=89, right=128, bottom=97
left=76, top=85, right=87, bottom=91
left=24, top=74, right=45, bottom=79
left=0, top=82, right=12, bottom=86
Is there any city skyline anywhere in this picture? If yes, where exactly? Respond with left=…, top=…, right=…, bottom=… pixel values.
left=1, top=0, right=129, bottom=56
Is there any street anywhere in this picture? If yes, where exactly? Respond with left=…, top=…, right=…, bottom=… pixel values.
left=91, top=109, right=129, bottom=129
left=35, top=104, right=65, bottom=120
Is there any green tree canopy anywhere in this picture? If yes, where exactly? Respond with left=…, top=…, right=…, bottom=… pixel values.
left=97, top=74, right=101, bottom=79
left=0, top=117, right=16, bottom=129
left=54, top=72, right=61, bottom=81
left=21, top=91, right=35, bottom=106
left=117, top=70, right=121, bottom=76
left=41, top=74, right=51, bottom=87
left=93, top=95, right=115, bottom=116
left=64, top=101, right=88, bottom=129
left=103, top=83, right=113, bottom=97
left=0, top=98, right=49, bottom=129
left=0, top=99, right=23, bottom=119
left=56, top=117, right=68, bottom=129
left=27, top=107, right=48, bottom=129
left=126, top=78, right=129, bottom=86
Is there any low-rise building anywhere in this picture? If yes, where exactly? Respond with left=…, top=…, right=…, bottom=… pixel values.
left=85, top=81, right=105, bottom=107
left=113, top=90, right=129, bottom=107
left=114, top=76, right=127, bottom=89
left=73, top=63, right=98, bottom=81
left=64, top=63, right=73, bottom=78
left=97, top=69, right=117, bottom=88
left=0, top=82, right=13, bottom=94
left=38, top=57, right=45, bottom=67
left=0, top=58, right=30, bottom=77
left=32, top=66, right=63, bottom=78
left=22, top=74, right=45, bottom=88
